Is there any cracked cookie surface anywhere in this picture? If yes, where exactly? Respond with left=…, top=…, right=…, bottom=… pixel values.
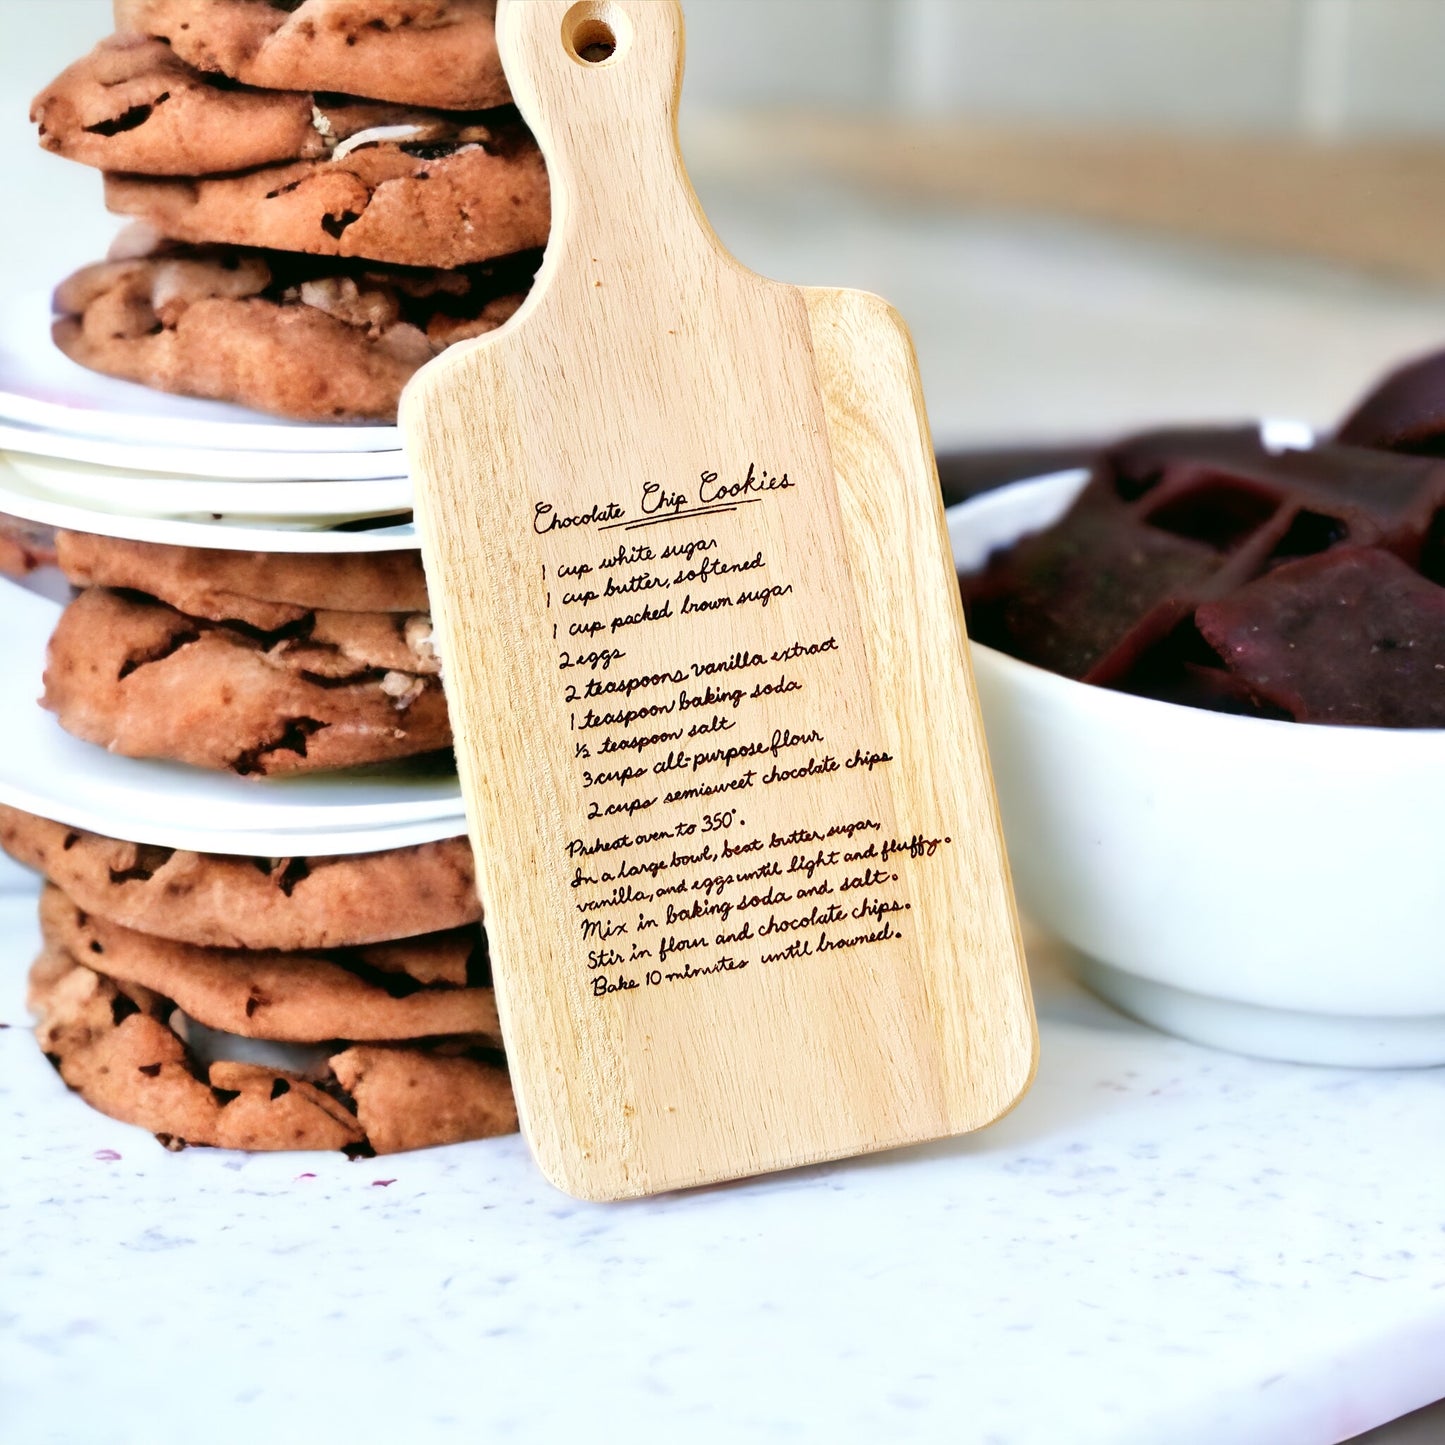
left=36, top=33, right=526, bottom=179
left=104, top=114, right=549, bottom=269
left=29, top=937, right=517, bottom=1154
left=31, top=943, right=367, bottom=1152
left=53, top=238, right=535, bottom=421
left=0, top=807, right=481, bottom=951
left=41, top=883, right=499, bottom=1043
left=33, top=34, right=318, bottom=175
left=115, top=0, right=509, bottom=112
left=43, top=586, right=451, bottom=774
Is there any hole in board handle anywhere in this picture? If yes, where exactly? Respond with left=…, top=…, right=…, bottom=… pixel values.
left=577, top=31, right=615, bottom=62
left=562, top=2, right=630, bottom=66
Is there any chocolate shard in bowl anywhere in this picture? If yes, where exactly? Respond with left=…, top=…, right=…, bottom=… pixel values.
left=1196, top=546, right=1445, bottom=727
left=1110, top=616, right=1291, bottom=720
left=1337, top=348, right=1445, bottom=455
left=962, top=423, right=1445, bottom=725
left=1101, top=424, right=1276, bottom=507
left=973, top=504, right=1224, bottom=685
left=1266, top=444, right=1445, bottom=556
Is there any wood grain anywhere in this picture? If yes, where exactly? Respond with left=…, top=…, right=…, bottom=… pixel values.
left=402, top=0, right=1035, bottom=1200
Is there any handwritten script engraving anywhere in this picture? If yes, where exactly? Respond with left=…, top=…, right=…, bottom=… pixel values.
left=526, top=465, right=955, bottom=1000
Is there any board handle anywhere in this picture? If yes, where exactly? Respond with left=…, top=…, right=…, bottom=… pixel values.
left=497, top=0, right=715, bottom=269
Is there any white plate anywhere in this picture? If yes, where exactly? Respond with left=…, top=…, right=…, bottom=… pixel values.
left=0, top=420, right=410, bottom=482
left=0, top=289, right=403, bottom=453
left=0, top=462, right=417, bottom=550
left=0, top=452, right=412, bottom=528
left=0, top=805, right=466, bottom=859
left=0, top=580, right=465, bottom=855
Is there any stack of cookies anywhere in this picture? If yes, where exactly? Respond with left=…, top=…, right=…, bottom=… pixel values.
left=3, top=807, right=514, bottom=1156
left=0, top=520, right=524, bottom=1153
left=0, top=525, right=531, bottom=1156
left=31, top=0, right=548, bottom=421
left=2, top=1, right=544, bottom=1155
left=0, top=522, right=526, bottom=1152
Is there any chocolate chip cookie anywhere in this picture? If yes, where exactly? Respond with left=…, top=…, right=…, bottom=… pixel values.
left=55, top=531, right=430, bottom=631
left=33, top=34, right=321, bottom=176
left=104, top=113, right=548, bottom=269
left=43, top=586, right=451, bottom=774
left=31, top=887, right=517, bottom=1155
left=115, top=0, right=510, bottom=112
left=41, top=882, right=499, bottom=1042
left=52, top=238, right=534, bottom=421
left=36, top=33, right=528, bottom=186
left=0, top=807, right=481, bottom=950
left=0, top=515, right=57, bottom=577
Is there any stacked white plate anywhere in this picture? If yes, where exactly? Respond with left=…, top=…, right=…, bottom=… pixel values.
left=0, top=297, right=465, bottom=867
left=1, top=289, right=415, bottom=529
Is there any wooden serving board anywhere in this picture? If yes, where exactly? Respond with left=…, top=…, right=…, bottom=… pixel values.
left=402, top=0, right=1036, bottom=1200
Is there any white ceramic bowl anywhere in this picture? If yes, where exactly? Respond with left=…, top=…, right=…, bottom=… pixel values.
left=949, top=471, right=1445, bottom=1067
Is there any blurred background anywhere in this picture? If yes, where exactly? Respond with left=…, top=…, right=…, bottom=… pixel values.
left=7, top=0, right=1445, bottom=460
left=3, top=6, right=1444, bottom=1440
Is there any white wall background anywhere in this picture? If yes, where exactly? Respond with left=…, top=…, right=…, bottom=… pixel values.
left=682, top=0, right=1445, bottom=138
left=10, top=0, right=1445, bottom=296
left=2, top=1, right=115, bottom=294
left=13, top=1, right=1445, bottom=137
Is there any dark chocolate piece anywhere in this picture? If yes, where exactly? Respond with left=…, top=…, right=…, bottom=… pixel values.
left=1196, top=548, right=1445, bottom=726
left=961, top=424, right=1445, bottom=727
left=1337, top=349, right=1445, bottom=456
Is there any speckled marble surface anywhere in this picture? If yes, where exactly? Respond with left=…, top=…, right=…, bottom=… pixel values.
left=3, top=883, right=1442, bottom=1445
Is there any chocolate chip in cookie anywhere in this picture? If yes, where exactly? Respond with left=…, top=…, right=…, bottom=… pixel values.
left=103, top=111, right=549, bottom=269
left=52, top=239, right=537, bottom=421
left=43, top=586, right=452, bottom=774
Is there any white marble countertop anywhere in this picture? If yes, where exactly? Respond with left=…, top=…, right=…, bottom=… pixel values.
left=4, top=881, right=1442, bottom=1445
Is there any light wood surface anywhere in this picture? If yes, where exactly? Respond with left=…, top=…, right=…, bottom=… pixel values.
left=689, top=111, right=1445, bottom=285
left=402, top=0, right=1035, bottom=1200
